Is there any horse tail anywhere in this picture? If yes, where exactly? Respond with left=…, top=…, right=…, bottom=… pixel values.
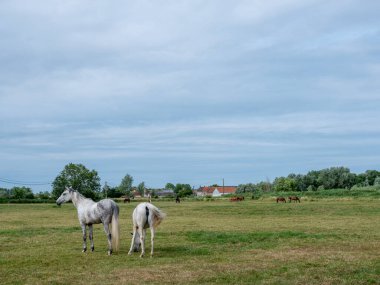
left=148, top=203, right=166, bottom=228
left=111, top=203, right=120, bottom=252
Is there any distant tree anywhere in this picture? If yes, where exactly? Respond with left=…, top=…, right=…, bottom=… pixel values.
left=106, top=186, right=124, bottom=198
left=165, top=183, right=175, bottom=190
left=174, top=183, right=192, bottom=197
left=51, top=163, right=101, bottom=200
left=364, top=170, right=380, bottom=186
left=102, top=182, right=110, bottom=198
left=236, top=183, right=257, bottom=193
left=273, top=177, right=297, bottom=192
left=0, top=188, right=10, bottom=198
left=374, top=177, right=380, bottom=188
left=304, top=170, right=320, bottom=189
left=317, top=185, right=325, bottom=191
left=36, top=191, right=51, bottom=199
left=137, top=182, right=145, bottom=197
left=119, top=174, right=133, bottom=196
left=301, top=167, right=356, bottom=190
left=10, top=186, right=34, bottom=199
left=289, top=174, right=307, bottom=191
left=307, top=185, right=315, bottom=191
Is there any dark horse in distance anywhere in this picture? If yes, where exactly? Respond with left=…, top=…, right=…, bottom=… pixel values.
left=288, top=196, right=301, bottom=203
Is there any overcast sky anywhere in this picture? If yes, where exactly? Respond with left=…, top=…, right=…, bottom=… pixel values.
left=1, top=0, right=379, bottom=192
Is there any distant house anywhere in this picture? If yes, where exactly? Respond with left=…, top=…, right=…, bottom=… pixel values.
left=132, top=190, right=143, bottom=198
left=155, top=189, right=175, bottom=197
left=197, top=186, right=237, bottom=197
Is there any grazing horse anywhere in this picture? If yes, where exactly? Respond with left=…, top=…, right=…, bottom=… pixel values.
left=288, top=196, right=301, bottom=203
left=128, top=202, right=166, bottom=258
left=277, top=197, right=286, bottom=203
left=56, top=187, right=120, bottom=255
left=175, top=196, right=181, bottom=203
left=124, top=197, right=131, bottom=203
left=230, top=196, right=244, bottom=202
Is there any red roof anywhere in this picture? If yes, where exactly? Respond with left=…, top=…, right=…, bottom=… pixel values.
left=199, top=186, right=237, bottom=194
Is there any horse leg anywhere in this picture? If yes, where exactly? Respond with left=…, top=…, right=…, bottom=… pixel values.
left=139, top=227, right=145, bottom=258
left=81, top=223, right=87, bottom=253
left=89, top=224, right=94, bottom=252
left=128, top=226, right=137, bottom=255
left=150, top=227, right=155, bottom=257
left=103, top=222, right=112, bottom=255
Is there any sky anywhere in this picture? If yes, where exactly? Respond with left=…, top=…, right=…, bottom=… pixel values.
left=1, top=0, right=379, bottom=192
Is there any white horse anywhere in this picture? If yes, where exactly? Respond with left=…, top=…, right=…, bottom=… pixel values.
left=128, top=202, right=166, bottom=257
left=56, top=187, right=120, bottom=255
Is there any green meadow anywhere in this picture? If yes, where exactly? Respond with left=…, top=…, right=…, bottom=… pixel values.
left=1, top=198, right=379, bottom=284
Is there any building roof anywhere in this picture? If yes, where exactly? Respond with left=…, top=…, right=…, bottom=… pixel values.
left=198, top=186, right=237, bottom=194
left=155, top=189, right=174, bottom=196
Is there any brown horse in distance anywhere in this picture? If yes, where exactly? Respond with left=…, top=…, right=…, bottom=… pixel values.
left=230, top=196, right=244, bottom=202
left=288, top=196, right=300, bottom=203
left=276, top=197, right=286, bottom=203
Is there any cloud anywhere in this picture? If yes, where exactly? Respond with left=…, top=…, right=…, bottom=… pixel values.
left=0, top=1, right=379, bottom=191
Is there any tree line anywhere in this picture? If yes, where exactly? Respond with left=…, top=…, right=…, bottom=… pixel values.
left=1, top=165, right=379, bottom=201
left=0, top=163, right=194, bottom=201
left=237, top=167, right=380, bottom=193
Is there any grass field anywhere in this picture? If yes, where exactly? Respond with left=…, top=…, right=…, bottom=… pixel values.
left=1, top=199, right=380, bottom=284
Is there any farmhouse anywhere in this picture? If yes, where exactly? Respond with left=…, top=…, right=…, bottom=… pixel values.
left=197, top=186, right=237, bottom=197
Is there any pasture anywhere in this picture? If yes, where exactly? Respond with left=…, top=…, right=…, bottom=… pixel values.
left=1, top=199, right=379, bottom=284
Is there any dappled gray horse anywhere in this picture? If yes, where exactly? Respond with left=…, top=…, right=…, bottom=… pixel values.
left=128, top=202, right=166, bottom=257
left=56, top=187, right=120, bottom=255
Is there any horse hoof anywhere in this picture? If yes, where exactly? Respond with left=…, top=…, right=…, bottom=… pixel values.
left=82, top=248, right=87, bottom=253
left=108, top=251, right=112, bottom=256
left=91, top=247, right=94, bottom=252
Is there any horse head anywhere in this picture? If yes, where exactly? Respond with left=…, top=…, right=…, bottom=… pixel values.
left=131, top=232, right=141, bottom=252
left=56, top=187, right=74, bottom=205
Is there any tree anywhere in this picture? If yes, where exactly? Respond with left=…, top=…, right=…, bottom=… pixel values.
left=119, top=174, right=133, bottom=195
left=165, top=183, right=175, bottom=190
left=102, top=182, right=110, bottom=198
left=236, top=183, right=257, bottom=193
left=51, top=163, right=101, bottom=200
left=273, top=177, right=297, bottom=192
left=106, top=186, right=124, bottom=198
left=10, top=186, right=34, bottom=199
left=137, top=182, right=145, bottom=197
left=0, top=188, right=10, bottom=198
left=374, top=177, right=380, bottom=188
left=174, top=183, right=192, bottom=197
left=364, top=170, right=380, bottom=186
left=36, top=191, right=51, bottom=199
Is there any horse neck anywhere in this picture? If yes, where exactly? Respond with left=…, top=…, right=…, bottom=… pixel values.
left=71, top=191, right=85, bottom=208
